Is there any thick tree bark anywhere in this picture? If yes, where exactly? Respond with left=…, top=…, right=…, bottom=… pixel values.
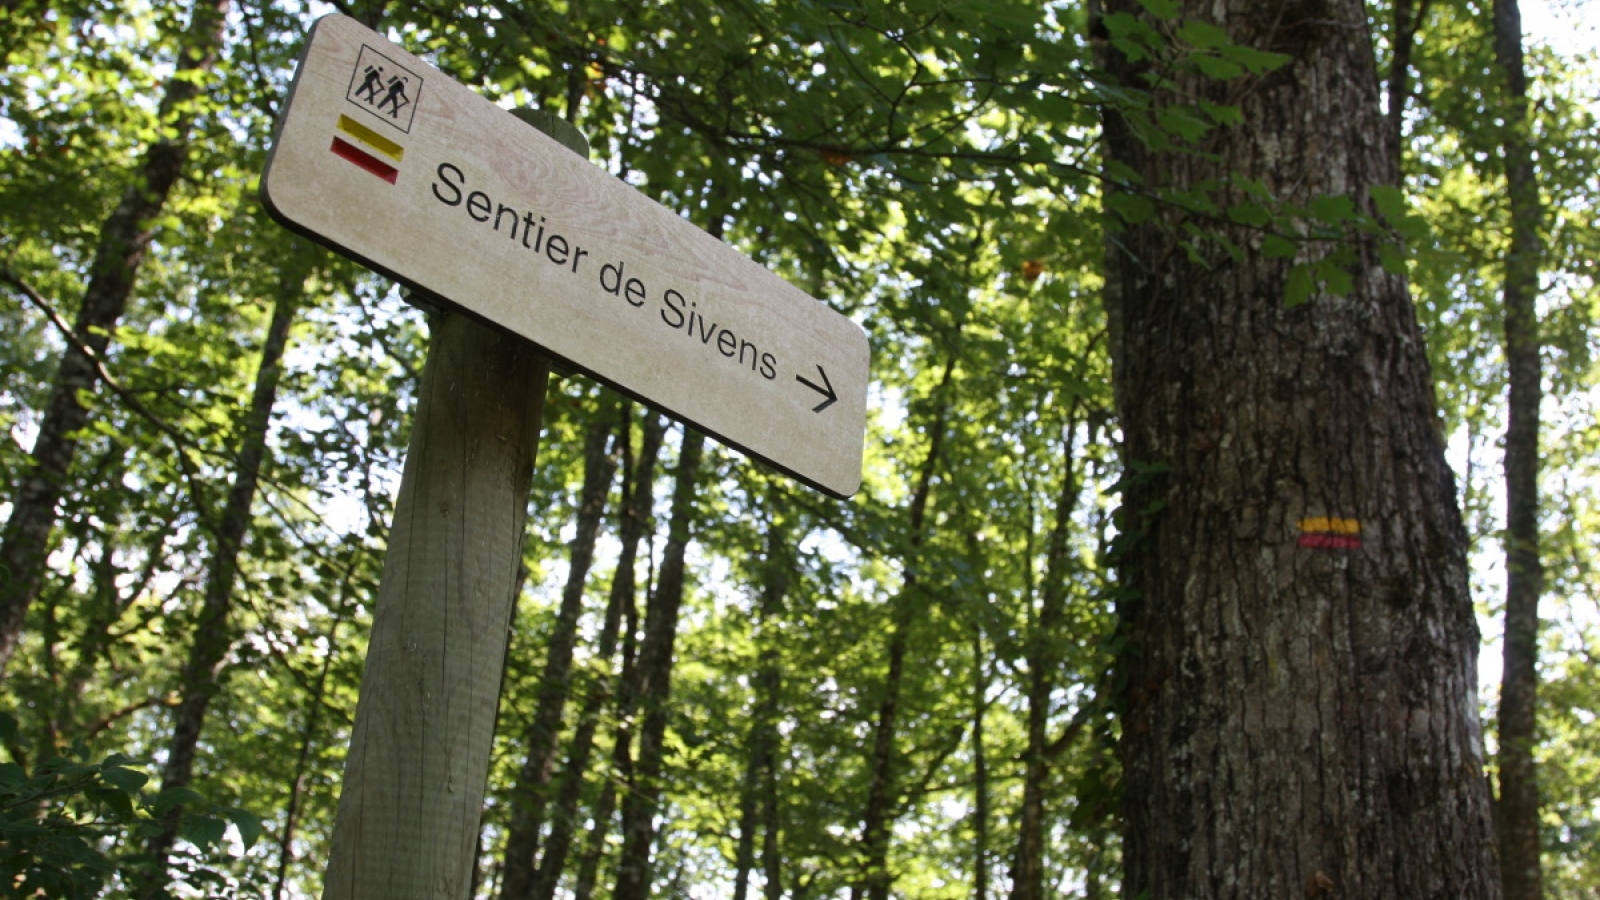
left=140, top=247, right=309, bottom=896
left=499, top=398, right=621, bottom=900
left=1098, top=1, right=1501, bottom=898
left=531, top=409, right=667, bottom=900
left=0, top=0, right=230, bottom=674
left=612, top=427, right=706, bottom=900
left=1494, top=0, right=1545, bottom=898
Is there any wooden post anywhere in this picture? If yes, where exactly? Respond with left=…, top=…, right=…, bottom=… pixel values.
left=322, top=111, right=588, bottom=900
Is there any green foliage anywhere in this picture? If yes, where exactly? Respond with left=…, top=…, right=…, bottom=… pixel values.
left=0, top=0, right=1596, bottom=897
left=0, top=713, right=260, bottom=900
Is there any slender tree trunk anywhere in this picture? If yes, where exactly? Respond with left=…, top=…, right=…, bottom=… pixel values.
left=531, top=410, right=667, bottom=900
left=855, top=355, right=955, bottom=900
left=499, top=398, right=621, bottom=900
left=1494, top=0, right=1545, bottom=897
left=572, top=773, right=618, bottom=900
left=0, top=0, right=230, bottom=674
left=733, top=731, right=761, bottom=900
left=140, top=247, right=309, bottom=895
left=1098, top=1, right=1501, bottom=897
left=273, top=560, right=363, bottom=900
left=46, top=475, right=177, bottom=753
left=971, top=628, right=990, bottom=900
left=762, top=727, right=782, bottom=900
left=613, top=428, right=706, bottom=900
left=572, top=490, right=652, bottom=900
left=1011, top=408, right=1085, bottom=900
left=735, top=498, right=791, bottom=900
left=1385, top=0, right=1432, bottom=165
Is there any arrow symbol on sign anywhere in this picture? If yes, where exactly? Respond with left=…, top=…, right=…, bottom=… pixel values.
left=795, top=365, right=838, bottom=413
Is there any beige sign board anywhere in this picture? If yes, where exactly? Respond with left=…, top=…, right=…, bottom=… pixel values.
left=262, top=14, right=868, bottom=498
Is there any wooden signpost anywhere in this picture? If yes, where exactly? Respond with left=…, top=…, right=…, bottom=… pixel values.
left=262, top=13, right=867, bottom=499
left=260, top=14, right=868, bottom=900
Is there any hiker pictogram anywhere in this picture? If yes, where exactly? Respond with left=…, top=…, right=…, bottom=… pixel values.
left=355, top=66, right=411, bottom=117
left=346, top=45, right=423, bottom=133
left=354, top=64, right=385, bottom=103
left=378, top=76, right=410, bottom=116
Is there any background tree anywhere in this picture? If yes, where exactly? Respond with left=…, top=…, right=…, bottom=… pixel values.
left=1493, top=0, right=1547, bottom=897
left=1097, top=0, right=1502, bottom=896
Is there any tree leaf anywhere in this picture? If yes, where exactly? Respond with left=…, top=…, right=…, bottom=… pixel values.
left=1177, top=21, right=1231, bottom=49
left=1285, top=264, right=1314, bottom=307
left=181, top=814, right=228, bottom=850
left=99, top=765, right=148, bottom=795
left=152, top=786, right=205, bottom=815
left=1263, top=234, right=1299, bottom=258
left=1309, top=194, right=1357, bottom=224
left=221, top=806, right=264, bottom=850
left=1228, top=203, right=1271, bottom=227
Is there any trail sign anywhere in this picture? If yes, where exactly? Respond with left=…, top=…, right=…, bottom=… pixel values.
left=262, top=14, right=868, bottom=498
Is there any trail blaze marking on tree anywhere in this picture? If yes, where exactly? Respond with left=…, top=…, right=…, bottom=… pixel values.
left=262, top=14, right=869, bottom=498
left=1297, top=517, right=1362, bottom=550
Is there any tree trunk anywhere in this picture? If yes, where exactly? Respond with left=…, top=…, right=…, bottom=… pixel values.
left=855, top=354, right=954, bottom=900
left=612, top=427, right=706, bottom=900
left=499, top=397, right=621, bottom=900
left=1010, top=407, right=1085, bottom=900
left=531, top=409, right=667, bottom=900
left=140, top=245, right=309, bottom=896
left=1098, top=1, right=1501, bottom=898
left=1494, top=0, right=1545, bottom=897
left=971, top=627, right=990, bottom=900
left=762, top=713, right=782, bottom=900
left=0, top=0, right=230, bottom=674
left=735, top=496, right=791, bottom=900
left=273, top=556, right=364, bottom=900
left=571, top=773, right=617, bottom=900
left=46, top=462, right=177, bottom=754
left=1384, top=0, right=1431, bottom=165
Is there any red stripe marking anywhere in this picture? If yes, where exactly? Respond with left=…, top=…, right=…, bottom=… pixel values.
left=1298, top=533, right=1362, bottom=550
left=330, top=136, right=399, bottom=183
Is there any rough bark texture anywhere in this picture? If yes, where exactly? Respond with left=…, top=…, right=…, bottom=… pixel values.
left=499, top=400, right=620, bottom=900
left=1098, top=1, right=1502, bottom=898
left=0, top=0, right=229, bottom=674
left=1494, top=0, right=1545, bottom=897
left=612, top=428, right=706, bottom=900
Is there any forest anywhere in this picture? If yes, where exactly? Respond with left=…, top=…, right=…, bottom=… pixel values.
left=0, top=0, right=1597, bottom=898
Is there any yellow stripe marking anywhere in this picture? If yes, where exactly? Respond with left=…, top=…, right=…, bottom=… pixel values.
left=1299, top=517, right=1360, bottom=535
left=336, top=115, right=404, bottom=162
